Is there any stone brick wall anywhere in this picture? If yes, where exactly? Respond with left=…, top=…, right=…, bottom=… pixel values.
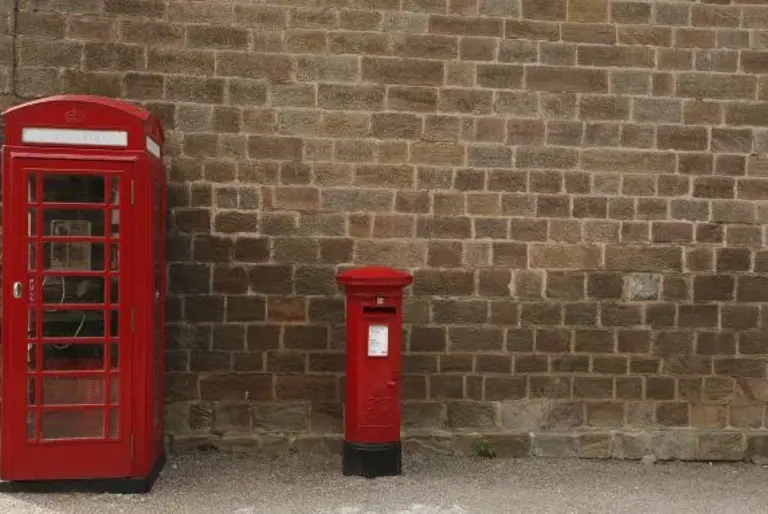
left=3, top=0, right=768, bottom=460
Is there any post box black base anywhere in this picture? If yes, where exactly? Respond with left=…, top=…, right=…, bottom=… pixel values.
left=343, top=441, right=401, bottom=478
left=0, top=452, right=166, bottom=494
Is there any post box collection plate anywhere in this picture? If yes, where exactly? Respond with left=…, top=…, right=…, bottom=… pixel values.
left=367, top=325, right=388, bottom=357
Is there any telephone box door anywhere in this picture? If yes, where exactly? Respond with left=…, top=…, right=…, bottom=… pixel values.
left=2, top=156, right=135, bottom=480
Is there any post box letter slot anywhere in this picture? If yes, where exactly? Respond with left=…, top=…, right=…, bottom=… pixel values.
left=363, top=306, right=396, bottom=315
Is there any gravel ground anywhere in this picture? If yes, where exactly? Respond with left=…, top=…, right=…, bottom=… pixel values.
left=0, top=452, right=766, bottom=514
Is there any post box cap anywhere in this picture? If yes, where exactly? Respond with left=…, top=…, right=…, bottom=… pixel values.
left=336, top=266, right=413, bottom=288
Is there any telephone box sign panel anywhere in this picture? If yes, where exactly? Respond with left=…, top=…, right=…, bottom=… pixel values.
left=22, top=128, right=129, bottom=147
left=145, top=137, right=161, bottom=158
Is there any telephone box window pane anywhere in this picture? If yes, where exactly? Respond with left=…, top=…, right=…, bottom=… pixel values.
left=32, top=175, right=106, bottom=204
left=30, top=210, right=105, bottom=238
left=27, top=209, right=38, bottom=236
left=110, top=343, right=119, bottom=369
left=40, top=344, right=105, bottom=371
left=109, top=245, right=119, bottom=271
left=109, top=209, right=120, bottom=239
left=109, top=310, right=119, bottom=338
left=41, top=409, right=104, bottom=440
left=39, top=276, right=106, bottom=304
left=42, top=375, right=104, bottom=405
left=27, top=174, right=36, bottom=201
left=27, top=376, right=37, bottom=405
left=28, top=244, right=37, bottom=270
left=27, top=309, right=36, bottom=337
left=109, top=179, right=120, bottom=205
left=110, top=375, right=119, bottom=404
left=38, top=243, right=107, bottom=271
left=109, top=178, right=120, bottom=238
left=26, top=411, right=35, bottom=440
left=29, top=310, right=106, bottom=338
left=109, top=408, right=119, bottom=438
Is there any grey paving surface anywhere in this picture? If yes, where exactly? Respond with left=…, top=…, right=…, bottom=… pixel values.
left=0, top=452, right=766, bottom=513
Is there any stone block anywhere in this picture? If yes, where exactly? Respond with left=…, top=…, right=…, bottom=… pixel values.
left=404, top=433, right=456, bottom=455
left=253, top=403, right=309, bottom=432
left=446, top=401, right=498, bottom=429
left=648, top=430, right=696, bottom=460
left=577, top=433, right=614, bottom=459
left=483, top=434, right=533, bottom=458
left=696, top=432, right=746, bottom=461
left=533, top=434, right=578, bottom=458
left=612, top=432, right=650, bottom=460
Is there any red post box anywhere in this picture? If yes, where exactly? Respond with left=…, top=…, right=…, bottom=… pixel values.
left=0, top=95, right=167, bottom=493
left=336, top=266, right=413, bottom=478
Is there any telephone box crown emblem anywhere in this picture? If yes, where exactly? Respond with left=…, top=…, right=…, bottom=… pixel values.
left=65, top=108, right=85, bottom=124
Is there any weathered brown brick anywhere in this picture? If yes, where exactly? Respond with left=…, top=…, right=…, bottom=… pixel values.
left=560, top=24, right=613, bottom=46
left=715, top=248, right=750, bottom=273
left=657, top=125, right=709, bottom=151
left=425, top=115, right=461, bottom=141
left=651, top=222, right=693, bottom=244
left=517, top=147, right=579, bottom=169
left=386, top=86, right=437, bottom=112
left=530, top=245, right=601, bottom=270
left=317, top=84, right=383, bottom=111
left=677, top=73, right=756, bottom=100
left=721, top=306, right=758, bottom=331
left=216, top=52, right=292, bottom=82
left=520, top=0, right=565, bottom=20
left=66, top=15, right=114, bottom=41
left=413, top=269, right=474, bottom=296
left=460, top=37, right=497, bottom=61
left=526, top=66, right=609, bottom=93
left=737, top=276, right=768, bottom=302
left=573, top=197, right=607, bottom=218
left=362, top=57, right=444, bottom=85
left=606, top=246, right=682, bottom=272
left=247, top=136, right=303, bottom=161
left=634, top=198, right=667, bottom=219
left=585, top=272, right=621, bottom=299
left=715, top=359, right=766, bottom=378
left=185, top=25, right=248, bottom=51
left=693, top=177, right=735, bottom=199
left=581, top=149, right=676, bottom=174
left=566, top=0, right=606, bottom=22
left=543, top=272, right=583, bottom=300
left=512, top=270, right=542, bottom=299
left=649, top=70, right=673, bottom=93
left=601, top=303, right=642, bottom=327
left=533, top=327, right=570, bottom=353
left=448, top=327, right=504, bottom=352
left=429, top=14, right=503, bottom=36
left=578, top=45, right=654, bottom=68
left=336, top=9, right=380, bottom=30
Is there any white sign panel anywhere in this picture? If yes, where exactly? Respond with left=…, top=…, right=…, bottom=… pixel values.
left=21, top=127, right=128, bottom=147
left=146, top=136, right=161, bottom=158
left=367, top=325, right=389, bottom=357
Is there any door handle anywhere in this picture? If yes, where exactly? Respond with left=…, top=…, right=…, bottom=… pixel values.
left=12, top=281, right=22, bottom=299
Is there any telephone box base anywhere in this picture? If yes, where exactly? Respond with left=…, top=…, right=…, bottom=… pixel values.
left=0, top=452, right=166, bottom=494
left=343, top=441, right=401, bottom=478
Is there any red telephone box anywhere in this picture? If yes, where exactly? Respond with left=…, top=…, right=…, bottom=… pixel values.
left=0, top=95, right=167, bottom=493
left=336, top=266, right=412, bottom=478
